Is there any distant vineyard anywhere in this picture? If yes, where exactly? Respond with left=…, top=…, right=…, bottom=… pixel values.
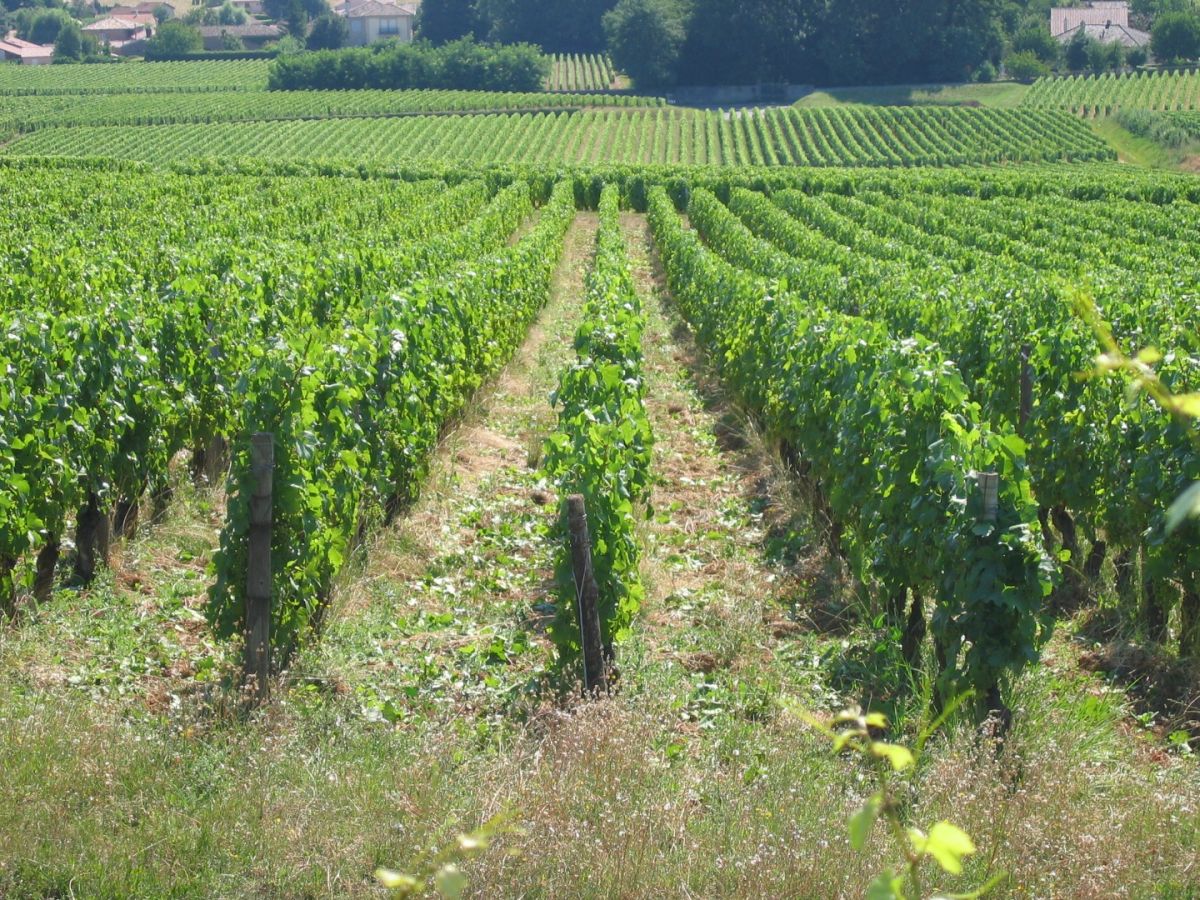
left=0, top=59, right=270, bottom=95
left=547, top=54, right=617, bottom=91
left=3, top=107, right=1113, bottom=167
left=0, top=88, right=664, bottom=135
left=0, top=56, right=625, bottom=97
left=1024, top=68, right=1200, bottom=115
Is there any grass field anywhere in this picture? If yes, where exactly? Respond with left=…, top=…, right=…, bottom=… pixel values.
left=794, top=81, right=1030, bottom=108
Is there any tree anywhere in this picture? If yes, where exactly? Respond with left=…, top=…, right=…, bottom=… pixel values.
left=220, top=31, right=244, bottom=49
left=1065, top=29, right=1092, bottom=71
left=28, top=8, right=73, bottom=44
left=476, top=0, right=615, bottom=52
left=218, top=1, right=247, bottom=25
left=145, top=19, right=203, bottom=55
left=153, top=3, right=173, bottom=23
left=1086, top=36, right=1123, bottom=72
left=1011, top=23, right=1061, bottom=66
left=416, top=0, right=477, bottom=44
left=263, top=0, right=326, bottom=28
left=676, top=0, right=816, bottom=85
left=1152, top=11, right=1200, bottom=62
left=603, top=0, right=686, bottom=87
left=1004, top=49, right=1051, bottom=81
left=52, top=20, right=83, bottom=59
left=307, top=12, right=348, bottom=49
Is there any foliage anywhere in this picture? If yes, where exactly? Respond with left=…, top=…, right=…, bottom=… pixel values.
left=3, top=104, right=1114, bottom=168
left=475, top=0, right=614, bottom=53
left=376, top=813, right=521, bottom=897
left=1005, top=50, right=1050, bottom=83
left=543, top=184, right=653, bottom=662
left=650, top=185, right=1054, bottom=710
left=802, top=703, right=1002, bottom=900
left=146, top=21, right=204, bottom=59
left=1065, top=30, right=1092, bottom=73
left=52, top=21, right=83, bottom=60
left=545, top=52, right=615, bottom=91
left=25, top=6, right=71, bottom=44
left=306, top=13, right=348, bottom=51
left=266, top=37, right=550, bottom=92
left=415, top=0, right=478, bottom=45
left=1114, top=108, right=1193, bottom=146
left=1024, top=67, right=1200, bottom=114
left=1086, top=37, right=1124, bottom=75
left=1154, top=11, right=1200, bottom=62
left=1010, top=23, right=1061, bottom=67
left=602, top=0, right=686, bottom=88
left=210, top=181, right=575, bottom=658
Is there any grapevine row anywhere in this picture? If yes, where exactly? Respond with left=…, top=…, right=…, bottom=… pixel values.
left=4, top=107, right=1112, bottom=168
left=1024, top=68, right=1200, bottom=115
left=543, top=184, right=652, bottom=663
left=702, top=182, right=1200, bottom=657
left=649, top=185, right=1053, bottom=709
left=211, top=181, right=577, bottom=652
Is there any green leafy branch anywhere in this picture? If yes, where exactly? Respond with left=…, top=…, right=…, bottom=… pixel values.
left=801, top=698, right=1005, bottom=900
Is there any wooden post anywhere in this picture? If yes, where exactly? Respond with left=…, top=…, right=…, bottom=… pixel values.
left=1019, top=343, right=1033, bottom=436
left=245, top=432, right=274, bottom=701
left=566, top=494, right=608, bottom=696
left=72, top=491, right=104, bottom=585
left=33, top=540, right=60, bottom=602
left=978, top=472, right=999, bottom=523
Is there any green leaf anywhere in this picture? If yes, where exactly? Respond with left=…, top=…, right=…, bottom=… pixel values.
left=870, top=742, right=914, bottom=771
left=866, top=870, right=904, bottom=900
left=435, top=864, right=468, bottom=899
left=848, top=794, right=882, bottom=850
left=1170, top=393, right=1200, bottom=418
left=1165, top=481, right=1200, bottom=535
left=375, top=868, right=420, bottom=891
left=923, top=821, right=977, bottom=875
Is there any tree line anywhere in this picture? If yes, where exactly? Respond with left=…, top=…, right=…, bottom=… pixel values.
left=418, top=0, right=1007, bottom=86
left=417, top=0, right=1200, bottom=88
left=267, top=37, right=549, bottom=91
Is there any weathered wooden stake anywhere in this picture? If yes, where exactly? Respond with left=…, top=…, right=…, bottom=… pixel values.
left=566, top=494, right=608, bottom=696
left=1018, top=343, right=1033, bottom=435
left=72, top=491, right=108, bottom=585
left=245, top=432, right=274, bottom=701
left=978, top=472, right=999, bottom=523
left=33, top=540, right=60, bottom=602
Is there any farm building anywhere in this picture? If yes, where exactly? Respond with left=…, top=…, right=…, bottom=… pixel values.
left=197, top=23, right=283, bottom=50
left=1050, top=1, right=1150, bottom=47
left=340, top=0, right=419, bottom=46
left=0, top=36, right=53, bottom=64
left=83, top=15, right=156, bottom=46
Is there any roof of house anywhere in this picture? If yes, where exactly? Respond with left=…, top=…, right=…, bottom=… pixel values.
left=197, top=23, right=283, bottom=37
left=0, top=37, right=54, bottom=59
left=1054, top=21, right=1150, bottom=46
left=110, top=2, right=160, bottom=13
left=83, top=15, right=154, bottom=31
left=345, top=1, right=418, bottom=18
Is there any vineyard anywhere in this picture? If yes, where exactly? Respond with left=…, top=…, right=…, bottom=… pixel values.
left=2, top=106, right=1112, bottom=167
left=0, top=58, right=270, bottom=95
left=0, top=88, right=663, bottom=138
left=0, top=55, right=623, bottom=97
left=1024, top=67, right=1200, bottom=115
left=0, top=42, right=1199, bottom=899
left=548, top=53, right=618, bottom=91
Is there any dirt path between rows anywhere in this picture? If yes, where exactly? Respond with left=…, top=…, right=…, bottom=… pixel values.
left=618, top=212, right=808, bottom=673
